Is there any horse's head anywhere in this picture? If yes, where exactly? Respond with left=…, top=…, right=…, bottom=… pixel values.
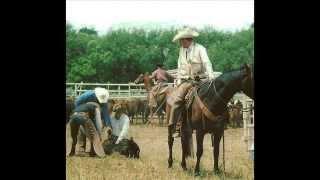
left=134, top=74, right=144, bottom=84
left=240, top=63, right=254, bottom=100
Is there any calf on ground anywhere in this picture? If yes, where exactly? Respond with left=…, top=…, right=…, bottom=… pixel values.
left=102, top=136, right=140, bottom=159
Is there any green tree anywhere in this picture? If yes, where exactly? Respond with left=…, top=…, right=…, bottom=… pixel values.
left=66, top=24, right=254, bottom=83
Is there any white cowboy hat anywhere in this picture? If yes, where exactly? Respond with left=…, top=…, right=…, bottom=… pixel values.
left=94, top=87, right=109, bottom=103
left=172, top=27, right=199, bottom=43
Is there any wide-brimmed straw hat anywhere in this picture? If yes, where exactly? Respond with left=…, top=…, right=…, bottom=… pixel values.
left=172, top=27, right=199, bottom=43
left=94, top=87, right=109, bottom=103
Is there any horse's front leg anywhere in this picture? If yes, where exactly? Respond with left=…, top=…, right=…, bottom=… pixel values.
left=69, top=123, right=80, bottom=156
left=180, top=133, right=187, bottom=171
left=144, top=106, right=150, bottom=124
left=195, top=131, right=204, bottom=176
left=89, top=142, right=95, bottom=157
left=212, top=131, right=223, bottom=174
left=161, top=113, right=164, bottom=126
left=158, top=111, right=163, bottom=126
left=168, top=125, right=174, bottom=168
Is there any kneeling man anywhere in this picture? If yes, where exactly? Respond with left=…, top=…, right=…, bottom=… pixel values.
left=103, top=103, right=139, bottom=158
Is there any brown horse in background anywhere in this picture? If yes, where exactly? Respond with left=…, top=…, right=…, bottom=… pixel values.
left=134, top=72, right=173, bottom=125
left=66, top=97, right=75, bottom=124
left=228, top=101, right=243, bottom=128
left=123, top=98, right=145, bottom=124
left=166, top=64, right=253, bottom=176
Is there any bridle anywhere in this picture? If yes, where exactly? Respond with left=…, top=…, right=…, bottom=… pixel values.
left=212, top=80, right=229, bottom=107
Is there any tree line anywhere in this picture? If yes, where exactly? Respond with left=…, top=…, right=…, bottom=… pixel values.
left=67, top=23, right=253, bottom=83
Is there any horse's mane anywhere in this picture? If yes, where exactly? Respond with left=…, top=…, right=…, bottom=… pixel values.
left=197, top=68, right=244, bottom=113
left=198, top=68, right=242, bottom=98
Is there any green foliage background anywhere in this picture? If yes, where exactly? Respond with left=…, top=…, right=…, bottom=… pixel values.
left=66, top=24, right=253, bottom=83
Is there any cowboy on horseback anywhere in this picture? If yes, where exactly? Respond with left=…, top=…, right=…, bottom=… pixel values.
left=167, top=27, right=215, bottom=138
left=148, top=63, right=173, bottom=108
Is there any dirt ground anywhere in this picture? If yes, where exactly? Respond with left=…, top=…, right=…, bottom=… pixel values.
left=66, top=122, right=254, bottom=180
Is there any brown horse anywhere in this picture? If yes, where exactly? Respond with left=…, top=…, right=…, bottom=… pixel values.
left=134, top=72, right=173, bottom=125
left=122, top=98, right=143, bottom=124
left=66, top=97, right=75, bottom=124
left=228, top=101, right=243, bottom=128
left=166, top=64, right=253, bottom=176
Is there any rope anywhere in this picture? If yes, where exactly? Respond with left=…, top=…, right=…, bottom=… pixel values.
left=147, top=96, right=166, bottom=124
left=153, top=97, right=166, bottom=115
left=223, top=131, right=226, bottom=174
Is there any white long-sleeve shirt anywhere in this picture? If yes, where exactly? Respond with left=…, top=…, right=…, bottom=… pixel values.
left=110, top=113, right=130, bottom=144
left=177, top=42, right=214, bottom=84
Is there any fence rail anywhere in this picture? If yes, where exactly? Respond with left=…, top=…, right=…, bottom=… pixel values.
left=66, top=82, right=147, bottom=99
left=66, top=82, right=174, bottom=99
left=66, top=82, right=249, bottom=100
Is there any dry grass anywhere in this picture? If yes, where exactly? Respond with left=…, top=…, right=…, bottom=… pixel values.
left=66, top=123, right=253, bottom=180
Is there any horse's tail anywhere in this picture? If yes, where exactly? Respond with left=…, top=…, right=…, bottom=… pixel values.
left=184, top=128, right=194, bottom=158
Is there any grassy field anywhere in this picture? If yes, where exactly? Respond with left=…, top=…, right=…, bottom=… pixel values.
left=66, top=123, right=253, bottom=180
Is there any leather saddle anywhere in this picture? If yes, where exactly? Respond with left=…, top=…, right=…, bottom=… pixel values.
left=184, top=85, right=220, bottom=123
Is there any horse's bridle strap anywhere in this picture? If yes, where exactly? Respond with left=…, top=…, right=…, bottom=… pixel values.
left=194, top=92, right=218, bottom=122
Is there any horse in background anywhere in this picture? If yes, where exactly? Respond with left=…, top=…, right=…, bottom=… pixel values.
left=228, top=100, right=243, bottom=128
left=134, top=72, right=173, bottom=125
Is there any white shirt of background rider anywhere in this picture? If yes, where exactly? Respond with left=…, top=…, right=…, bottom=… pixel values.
left=110, top=113, right=130, bottom=144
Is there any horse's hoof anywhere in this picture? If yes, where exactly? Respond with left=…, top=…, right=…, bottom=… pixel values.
left=168, top=160, right=173, bottom=168
left=181, top=163, right=187, bottom=171
left=181, top=165, right=187, bottom=171
left=214, top=169, right=222, bottom=175
left=194, top=171, right=200, bottom=176
left=68, top=150, right=75, bottom=157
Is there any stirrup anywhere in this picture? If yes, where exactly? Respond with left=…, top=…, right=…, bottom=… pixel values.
left=173, top=132, right=181, bottom=138
left=172, top=128, right=181, bottom=138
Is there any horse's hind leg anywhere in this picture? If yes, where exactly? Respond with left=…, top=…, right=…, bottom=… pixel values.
left=78, top=128, right=86, bottom=152
left=236, top=117, right=241, bottom=128
left=69, top=122, right=80, bottom=156
left=194, top=131, right=204, bottom=176
left=144, top=106, right=150, bottom=124
left=168, top=125, right=174, bottom=168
